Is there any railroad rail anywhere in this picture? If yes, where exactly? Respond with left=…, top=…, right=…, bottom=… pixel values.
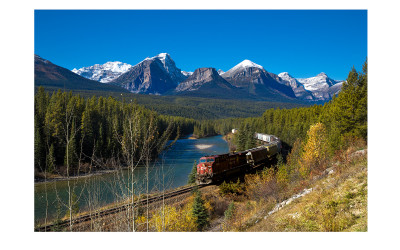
left=35, top=184, right=206, bottom=232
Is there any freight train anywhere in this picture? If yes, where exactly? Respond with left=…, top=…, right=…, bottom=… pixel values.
left=196, top=134, right=281, bottom=185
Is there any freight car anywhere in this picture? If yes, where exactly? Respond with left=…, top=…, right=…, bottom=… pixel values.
left=246, top=142, right=280, bottom=166
left=196, top=138, right=281, bottom=185
left=254, top=133, right=279, bottom=143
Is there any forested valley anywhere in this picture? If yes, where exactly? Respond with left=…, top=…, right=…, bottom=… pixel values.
left=35, top=60, right=367, bottom=181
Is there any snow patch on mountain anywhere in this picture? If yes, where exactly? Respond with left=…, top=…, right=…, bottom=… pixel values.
left=278, top=72, right=315, bottom=100
left=294, top=73, right=344, bottom=100
left=297, top=72, right=342, bottom=92
left=221, top=59, right=265, bottom=79
left=278, top=72, right=301, bottom=88
left=72, top=61, right=132, bottom=83
left=181, top=71, right=193, bottom=77
left=228, top=59, right=263, bottom=72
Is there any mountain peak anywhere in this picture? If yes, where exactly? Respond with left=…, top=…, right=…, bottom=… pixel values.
left=235, top=59, right=263, bottom=70
left=175, top=67, right=232, bottom=92
left=278, top=72, right=292, bottom=78
left=317, top=72, right=327, bottom=77
left=222, top=59, right=264, bottom=78
left=156, top=52, right=170, bottom=59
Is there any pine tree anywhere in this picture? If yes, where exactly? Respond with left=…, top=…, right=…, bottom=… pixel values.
left=236, top=123, right=248, bottom=151
left=224, top=201, right=235, bottom=220
left=46, top=144, right=56, bottom=173
left=34, top=114, right=46, bottom=171
left=188, top=160, right=197, bottom=184
left=192, top=191, right=209, bottom=231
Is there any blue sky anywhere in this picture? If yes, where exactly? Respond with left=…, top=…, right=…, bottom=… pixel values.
left=35, top=10, right=367, bottom=80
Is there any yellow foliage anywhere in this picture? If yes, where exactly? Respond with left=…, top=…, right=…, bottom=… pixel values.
left=136, top=215, right=146, bottom=224
left=151, top=203, right=197, bottom=232
left=204, top=200, right=214, bottom=214
left=299, top=123, right=329, bottom=178
left=276, top=164, right=289, bottom=186
left=262, top=167, right=275, bottom=182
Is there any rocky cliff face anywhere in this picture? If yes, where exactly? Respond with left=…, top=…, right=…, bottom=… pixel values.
left=109, top=57, right=177, bottom=94
left=176, top=67, right=235, bottom=92
left=174, top=67, right=253, bottom=99
left=153, top=53, right=187, bottom=84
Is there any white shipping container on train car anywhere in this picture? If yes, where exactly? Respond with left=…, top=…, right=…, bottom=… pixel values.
left=254, top=133, right=279, bottom=143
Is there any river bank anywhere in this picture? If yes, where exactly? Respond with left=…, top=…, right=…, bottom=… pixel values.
left=34, top=167, right=129, bottom=184
left=35, top=134, right=201, bottom=184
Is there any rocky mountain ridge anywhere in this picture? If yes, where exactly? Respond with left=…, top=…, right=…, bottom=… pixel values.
left=43, top=53, right=344, bottom=101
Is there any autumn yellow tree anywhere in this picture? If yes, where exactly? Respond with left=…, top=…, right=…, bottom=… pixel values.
left=150, top=204, right=197, bottom=232
left=299, top=122, right=329, bottom=178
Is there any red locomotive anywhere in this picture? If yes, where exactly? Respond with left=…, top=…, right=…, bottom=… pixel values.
left=196, top=137, right=281, bottom=185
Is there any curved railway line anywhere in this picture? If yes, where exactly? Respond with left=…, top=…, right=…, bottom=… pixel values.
left=35, top=184, right=207, bottom=232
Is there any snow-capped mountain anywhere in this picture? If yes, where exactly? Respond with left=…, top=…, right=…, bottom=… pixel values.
left=72, top=61, right=133, bottom=83
left=67, top=53, right=343, bottom=101
left=144, top=53, right=186, bottom=84
left=222, top=59, right=264, bottom=78
left=109, top=53, right=186, bottom=94
left=221, top=60, right=296, bottom=99
left=297, top=72, right=341, bottom=91
left=278, top=72, right=315, bottom=100
left=296, top=72, right=344, bottom=100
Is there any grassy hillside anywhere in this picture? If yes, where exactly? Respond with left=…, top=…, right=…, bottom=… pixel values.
left=243, top=150, right=367, bottom=232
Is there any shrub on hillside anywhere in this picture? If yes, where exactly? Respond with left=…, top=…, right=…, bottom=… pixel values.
left=219, top=179, right=244, bottom=196
left=224, top=201, right=235, bottom=220
left=144, top=204, right=197, bottom=232
left=245, top=168, right=280, bottom=202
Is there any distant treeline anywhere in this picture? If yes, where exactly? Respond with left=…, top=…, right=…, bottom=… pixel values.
left=37, top=87, right=311, bottom=120
left=34, top=87, right=195, bottom=174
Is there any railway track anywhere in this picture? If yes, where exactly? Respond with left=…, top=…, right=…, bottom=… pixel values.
left=35, top=184, right=206, bottom=232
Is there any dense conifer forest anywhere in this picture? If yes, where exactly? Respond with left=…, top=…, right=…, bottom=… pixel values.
left=34, top=87, right=195, bottom=176
left=37, top=87, right=311, bottom=120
